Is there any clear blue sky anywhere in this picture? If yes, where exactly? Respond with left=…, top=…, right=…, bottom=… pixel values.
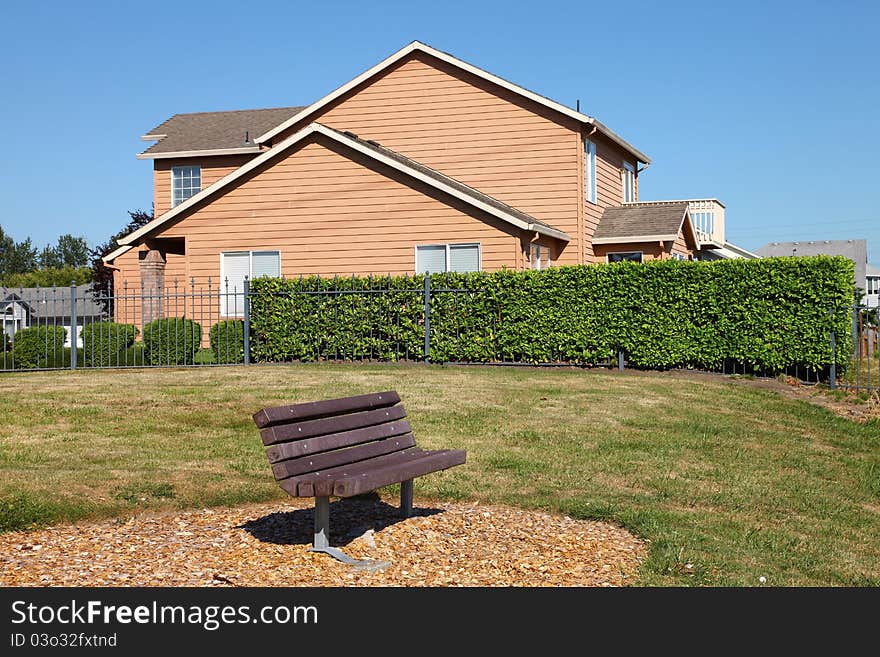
left=0, top=0, right=877, bottom=261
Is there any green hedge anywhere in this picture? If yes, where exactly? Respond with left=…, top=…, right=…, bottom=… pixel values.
left=209, top=320, right=245, bottom=364
left=142, top=317, right=201, bottom=365
left=10, top=326, right=68, bottom=369
left=249, top=256, right=855, bottom=372
left=81, top=322, right=138, bottom=367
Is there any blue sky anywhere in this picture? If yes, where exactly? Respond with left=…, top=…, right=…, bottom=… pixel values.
left=0, top=0, right=877, bottom=261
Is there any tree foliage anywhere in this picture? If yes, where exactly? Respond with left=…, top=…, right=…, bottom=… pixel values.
left=89, top=208, right=153, bottom=300
left=39, top=234, right=90, bottom=269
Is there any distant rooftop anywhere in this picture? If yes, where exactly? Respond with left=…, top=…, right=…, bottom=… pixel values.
left=756, top=239, right=867, bottom=284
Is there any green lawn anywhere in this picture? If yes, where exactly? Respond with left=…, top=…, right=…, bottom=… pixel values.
left=0, top=364, right=878, bottom=586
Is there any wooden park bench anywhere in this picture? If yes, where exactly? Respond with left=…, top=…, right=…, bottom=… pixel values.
left=253, top=390, right=466, bottom=565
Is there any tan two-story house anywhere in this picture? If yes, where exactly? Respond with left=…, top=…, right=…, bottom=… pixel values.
left=105, top=40, right=736, bottom=312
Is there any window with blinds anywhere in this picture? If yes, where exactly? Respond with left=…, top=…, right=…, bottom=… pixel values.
left=622, top=162, right=635, bottom=203
left=220, top=250, right=280, bottom=315
left=415, top=243, right=480, bottom=274
left=584, top=139, right=597, bottom=204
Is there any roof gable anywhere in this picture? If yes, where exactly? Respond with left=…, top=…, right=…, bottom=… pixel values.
left=254, top=41, right=650, bottom=164
left=111, top=122, right=569, bottom=255
left=593, top=202, right=699, bottom=249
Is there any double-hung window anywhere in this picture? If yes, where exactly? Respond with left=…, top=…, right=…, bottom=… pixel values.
left=220, top=250, right=280, bottom=315
left=584, top=139, right=597, bottom=204
left=622, top=161, right=635, bottom=203
left=415, top=243, right=480, bottom=274
left=172, top=166, right=201, bottom=207
left=530, top=244, right=551, bottom=270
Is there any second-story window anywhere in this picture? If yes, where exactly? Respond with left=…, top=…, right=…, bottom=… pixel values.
left=172, top=166, right=201, bottom=207
left=584, top=139, right=597, bottom=204
left=622, top=161, right=635, bottom=203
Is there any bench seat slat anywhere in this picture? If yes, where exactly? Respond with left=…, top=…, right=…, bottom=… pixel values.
left=271, top=433, right=417, bottom=480
left=280, top=447, right=466, bottom=497
left=333, top=449, right=466, bottom=497
left=265, top=420, right=413, bottom=463
left=253, top=391, right=400, bottom=428
left=261, top=405, right=407, bottom=446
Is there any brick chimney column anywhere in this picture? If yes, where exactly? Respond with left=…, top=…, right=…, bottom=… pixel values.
left=140, top=249, right=166, bottom=322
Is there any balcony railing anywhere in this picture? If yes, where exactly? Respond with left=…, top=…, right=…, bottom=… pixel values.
left=686, top=199, right=725, bottom=247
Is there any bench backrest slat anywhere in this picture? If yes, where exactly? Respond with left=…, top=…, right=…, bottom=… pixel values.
left=271, top=433, right=416, bottom=480
left=254, top=391, right=430, bottom=490
left=265, top=420, right=413, bottom=463
left=253, top=391, right=400, bottom=429
left=260, top=405, right=407, bottom=446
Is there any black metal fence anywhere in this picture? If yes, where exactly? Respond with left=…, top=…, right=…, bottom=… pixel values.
left=1, top=280, right=878, bottom=395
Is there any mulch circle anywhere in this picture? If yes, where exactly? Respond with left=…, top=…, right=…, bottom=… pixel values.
left=0, top=495, right=647, bottom=587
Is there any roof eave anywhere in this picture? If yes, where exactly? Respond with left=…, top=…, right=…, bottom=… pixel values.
left=137, top=146, right=263, bottom=160
left=102, top=245, right=134, bottom=264
left=592, top=235, right=679, bottom=245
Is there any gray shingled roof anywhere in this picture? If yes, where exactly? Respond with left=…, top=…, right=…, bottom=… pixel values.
left=594, top=203, right=689, bottom=241
left=141, top=106, right=306, bottom=155
left=1, top=285, right=103, bottom=319
left=756, top=239, right=867, bottom=286
left=325, top=126, right=566, bottom=238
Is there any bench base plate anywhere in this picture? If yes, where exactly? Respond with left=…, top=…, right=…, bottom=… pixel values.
left=308, top=546, right=391, bottom=572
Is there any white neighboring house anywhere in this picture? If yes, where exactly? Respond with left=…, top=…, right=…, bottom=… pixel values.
left=1, top=285, right=103, bottom=348
left=866, top=264, right=880, bottom=309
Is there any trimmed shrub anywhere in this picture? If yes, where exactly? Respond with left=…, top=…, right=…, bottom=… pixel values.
left=11, top=326, right=68, bottom=369
left=142, top=317, right=201, bottom=365
left=209, top=320, right=245, bottom=364
left=119, top=343, right=147, bottom=366
left=81, top=321, right=138, bottom=367
left=249, top=256, right=855, bottom=372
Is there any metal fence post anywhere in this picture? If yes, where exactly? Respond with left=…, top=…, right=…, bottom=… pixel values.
left=618, top=349, right=624, bottom=372
left=243, top=277, right=251, bottom=365
left=69, top=283, right=77, bottom=370
left=830, top=329, right=837, bottom=389
left=423, top=274, right=431, bottom=363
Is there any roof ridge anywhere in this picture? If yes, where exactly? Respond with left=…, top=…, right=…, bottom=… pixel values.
left=164, top=106, right=306, bottom=119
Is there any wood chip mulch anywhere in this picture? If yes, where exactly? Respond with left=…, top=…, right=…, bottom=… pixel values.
left=0, top=496, right=646, bottom=587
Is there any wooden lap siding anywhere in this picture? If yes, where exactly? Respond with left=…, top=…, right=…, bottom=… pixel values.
left=671, top=230, right=693, bottom=259
left=584, top=135, right=639, bottom=263
left=153, top=154, right=254, bottom=216
left=157, top=134, right=523, bottom=284
left=269, top=52, right=585, bottom=266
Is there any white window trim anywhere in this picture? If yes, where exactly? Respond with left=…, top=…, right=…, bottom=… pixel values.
left=414, top=243, right=482, bottom=273
left=219, top=250, right=282, bottom=316
left=622, top=161, right=636, bottom=203
left=171, top=165, right=202, bottom=208
left=605, top=251, right=643, bottom=263
left=584, top=139, right=597, bottom=204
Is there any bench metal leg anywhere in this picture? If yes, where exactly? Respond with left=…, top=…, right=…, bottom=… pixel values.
left=313, top=495, right=330, bottom=549
left=400, top=479, right=414, bottom=518
left=307, top=496, right=391, bottom=572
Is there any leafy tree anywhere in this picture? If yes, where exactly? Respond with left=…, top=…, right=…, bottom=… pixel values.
left=0, top=226, right=38, bottom=275
left=39, top=234, right=90, bottom=269
left=89, top=208, right=153, bottom=299
left=1, top=266, right=92, bottom=288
